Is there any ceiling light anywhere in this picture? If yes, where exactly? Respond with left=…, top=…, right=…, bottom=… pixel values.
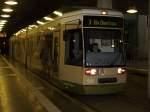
left=0, top=25, right=4, bottom=28
left=0, top=22, right=6, bottom=25
left=44, top=17, right=54, bottom=21
left=29, top=25, right=38, bottom=28
left=53, top=11, right=63, bottom=16
left=28, top=25, right=38, bottom=30
left=28, top=27, right=32, bottom=30
left=0, top=20, right=8, bottom=23
left=1, top=14, right=11, bottom=18
left=126, top=8, right=138, bottom=13
left=48, top=27, right=55, bottom=30
left=37, top=21, right=45, bottom=25
left=22, top=29, right=26, bottom=32
left=4, top=0, right=18, bottom=5
left=2, top=8, right=13, bottom=12
left=0, top=24, right=5, bottom=26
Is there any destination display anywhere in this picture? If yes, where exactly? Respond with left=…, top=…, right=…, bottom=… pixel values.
left=83, top=16, right=123, bottom=28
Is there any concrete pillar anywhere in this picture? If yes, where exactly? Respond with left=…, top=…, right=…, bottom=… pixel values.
left=138, top=15, right=148, bottom=59
left=148, top=0, right=150, bottom=98
left=97, top=0, right=112, bottom=9
left=148, top=19, right=150, bottom=98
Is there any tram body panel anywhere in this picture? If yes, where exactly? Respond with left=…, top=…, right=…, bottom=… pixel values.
left=59, top=16, right=84, bottom=84
left=61, top=65, right=83, bottom=84
left=30, top=36, right=42, bottom=71
left=26, top=37, right=34, bottom=68
left=83, top=68, right=126, bottom=85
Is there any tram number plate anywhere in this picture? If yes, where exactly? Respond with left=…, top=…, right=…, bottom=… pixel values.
left=98, top=78, right=117, bottom=83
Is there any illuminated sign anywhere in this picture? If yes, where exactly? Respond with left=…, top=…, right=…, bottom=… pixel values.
left=83, top=16, right=123, bottom=28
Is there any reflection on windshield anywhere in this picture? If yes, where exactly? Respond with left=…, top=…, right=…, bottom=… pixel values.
left=84, top=28, right=125, bottom=67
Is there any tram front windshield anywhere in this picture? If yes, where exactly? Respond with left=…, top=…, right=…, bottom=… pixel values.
left=84, top=28, right=125, bottom=67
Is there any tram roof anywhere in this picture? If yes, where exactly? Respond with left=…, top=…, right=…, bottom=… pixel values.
left=62, top=9, right=123, bottom=18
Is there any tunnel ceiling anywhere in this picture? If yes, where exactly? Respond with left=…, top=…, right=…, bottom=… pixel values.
left=0, top=0, right=148, bottom=37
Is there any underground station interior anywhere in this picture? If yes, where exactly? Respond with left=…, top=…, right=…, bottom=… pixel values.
left=0, top=0, right=150, bottom=112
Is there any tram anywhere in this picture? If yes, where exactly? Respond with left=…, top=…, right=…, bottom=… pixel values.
left=10, top=9, right=127, bottom=94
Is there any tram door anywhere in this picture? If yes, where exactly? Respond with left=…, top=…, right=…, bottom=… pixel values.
left=52, top=31, right=60, bottom=78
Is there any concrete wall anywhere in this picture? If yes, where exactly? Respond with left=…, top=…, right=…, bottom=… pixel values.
left=97, top=0, right=112, bottom=9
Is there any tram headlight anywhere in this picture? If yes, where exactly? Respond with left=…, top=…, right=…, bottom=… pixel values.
left=85, top=69, right=97, bottom=76
left=118, top=68, right=126, bottom=74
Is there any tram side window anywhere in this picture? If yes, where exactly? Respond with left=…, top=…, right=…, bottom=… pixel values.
left=64, top=29, right=83, bottom=66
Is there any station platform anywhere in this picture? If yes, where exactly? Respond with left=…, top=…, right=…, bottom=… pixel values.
left=0, top=56, right=91, bottom=112
left=0, top=56, right=52, bottom=112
